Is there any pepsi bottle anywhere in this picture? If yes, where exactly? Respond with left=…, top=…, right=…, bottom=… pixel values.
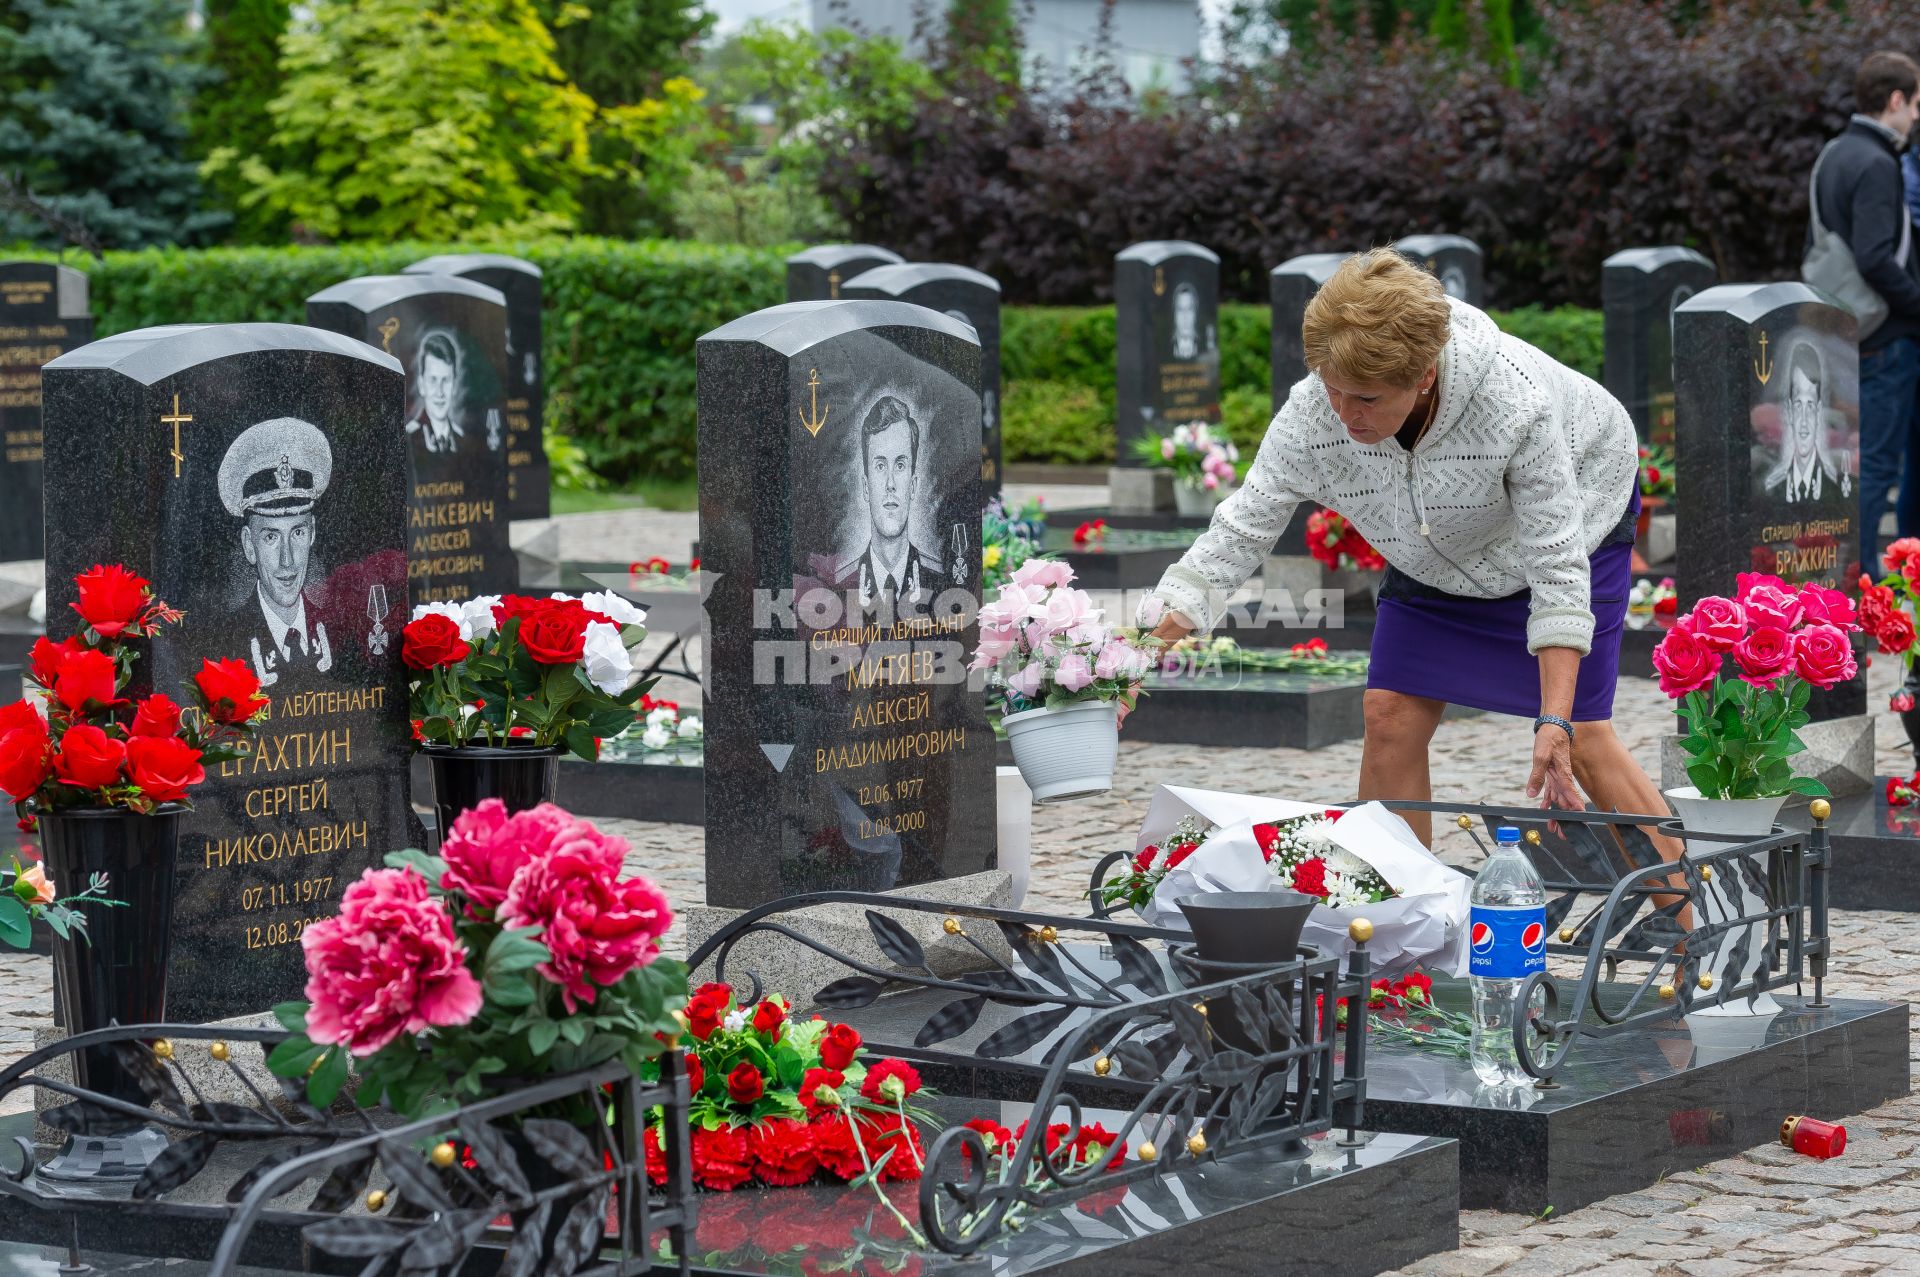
left=1468, top=825, right=1546, bottom=1087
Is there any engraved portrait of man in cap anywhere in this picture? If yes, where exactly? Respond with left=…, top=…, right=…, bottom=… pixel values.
left=217, top=417, right=334, bottom=685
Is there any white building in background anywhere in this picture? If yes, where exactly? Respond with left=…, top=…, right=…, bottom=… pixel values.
left=809, top=0, right=1201, bottom=94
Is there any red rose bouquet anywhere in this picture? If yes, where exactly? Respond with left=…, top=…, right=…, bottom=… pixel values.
left=0, top=564, right=263, bottom=823
left=1652, top=572, right=1861, bottom=800
left=268, top=801, right=685, bottom=1120
left=402, top=591, right=655, bottom=759
left=1305, top=508, right=1385, bottom=573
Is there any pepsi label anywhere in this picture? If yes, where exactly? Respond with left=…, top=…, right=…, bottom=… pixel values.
left=1468, top=904, right=1547, bottom=979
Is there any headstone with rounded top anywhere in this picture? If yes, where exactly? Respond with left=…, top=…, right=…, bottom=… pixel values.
left=842, top=262, right=1004, bottom=497
left=695, top=299, right=993, bottom=908
left=1603, top=247, right=1717, bottom=446
left=1269, top=252, right=1353, bottom=416
left=1113, top=241, right=1221, bottom=512
left=1393, top=235, right=1484, bottom=306
left=786, top=244, right=905, bottom=302
left=41, top=323, right=421, bottom=1021
left=0, top=261, right=93, bottom=562
left=306, top=275, right=516, bottom=605
left=404, top=253, right=549, bottom=519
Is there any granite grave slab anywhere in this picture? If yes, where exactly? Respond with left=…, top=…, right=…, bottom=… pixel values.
left=785, top=244, right=903, bottom=301
left=842, top=261, right=1004, bottom=497
left=41, top=323, right=422, bottom=1022
left=404, top=253, right=549, bottom=518
left=1269, top=251, right=1351, bottom=413
left=307, top=274, right=517, bottom=606
left=1674, top=281, right=1865, bottom=730
left=0, top=261, right=92, bottom=562
left=1603, top=246, right=1716, bottom=446
left=697, top=300, right=994, bottom=907
left=1781, top=782, right=1920, bottom=911
left=1393, top=235, right=1484, bottom=305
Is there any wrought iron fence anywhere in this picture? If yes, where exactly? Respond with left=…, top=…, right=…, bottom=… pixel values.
left=0, top=1023, right=696, bottom=1277
left=688, top=892, right=1373, bottom=1255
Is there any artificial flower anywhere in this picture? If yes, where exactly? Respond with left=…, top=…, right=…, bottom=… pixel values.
left=401, top=613, right=471, bottom=670
left=194, top=658, right=268, bottom=723
left=72, top=564, right=149, bottom=639
left=126, top=734, right=204, bottom=803
left=52, top=725, right=125, bottom=790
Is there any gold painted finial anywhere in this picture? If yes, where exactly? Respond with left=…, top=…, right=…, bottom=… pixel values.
left=209, top=1041, right=230, bottom=1062
left=1811, top=799, right=1831, bottom=822
left=1558, top=928, right=1573, bottom=943
left=1698, top=973, right=1715, bottom=991
left=1525, top=829, right=1542, bottom=846
left=365, top=1190, right=387, bottom=1212
left=1456, top=814, right=1473, bottom=831
left=1700, top=866, right=1714, bottom=882
left=1658, top=983, right=1676, bottom=1001
left=1038, top=925, right=1059, bottom=944
left=942, top=916, right=962, bottom=936
left=1093, top=1056, right=1111, bottom=1077
left=1186, top=1131, right=1208, bottom=1156
left=1348, top=918, right=1374, bottom=943
left=430, top=1142, right=457, bottom=1169
left=1137, top=1140, right=1158, bottom=1162
left=151, top=1039, right=174, bottom=1062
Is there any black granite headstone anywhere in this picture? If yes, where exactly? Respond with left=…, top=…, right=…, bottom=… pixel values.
left=41, top=323, right=422, bottom=1021
left=842, top=262, right=1004, bottom=497
left=1115, top=241, right=1221, bottom=466
left=697, top=300, right=993, bottom=908
left=1603, top=247, right=1717, bottom=446
left=1269, top=252, right=1352, bottom=416
left=404, top=254, right=549, bottom=520
left=1675, top=281, right=1862, bottom=717
left=785, top=245, right=904, bottom=302
left=305, top=275, right=516, bottom=605
left=0, top=262, right=92, bottom=562
left=1393, top=235, right=1485, bottom=306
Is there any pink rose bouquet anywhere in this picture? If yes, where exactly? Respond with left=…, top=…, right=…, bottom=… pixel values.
left=1653, top=573, right=1862, bottom=800
left=268, top=801, right=687, bottom=1117
left=969, top=559, right=1153, bottom=716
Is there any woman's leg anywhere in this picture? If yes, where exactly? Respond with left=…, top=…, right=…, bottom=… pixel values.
left=1359, top=690, right=1448, bottom=845
left=1572, top=718, right=1687, bottom=914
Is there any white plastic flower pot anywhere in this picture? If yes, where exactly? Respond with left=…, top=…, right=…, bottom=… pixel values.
left=1173, top=481, right=1222, bottom=517
left=1663, top=785, right=1787, bottom=1018
left=1002, top=701, right=1119, bottom=804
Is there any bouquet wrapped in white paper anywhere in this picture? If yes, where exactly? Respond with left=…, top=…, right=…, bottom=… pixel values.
left=1125, top=785, right=1472, bottom=976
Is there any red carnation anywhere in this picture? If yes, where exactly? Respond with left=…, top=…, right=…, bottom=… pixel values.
left=401, top=613, right=470, bottom=669
left=860, top=1058, right=921, bottom=1104
left=1071, top=1123, right=1125, bottom=1166
left=750, top=1118, right=820, bottom=1187
left=643, top=1125, right=668, bottom=1186
left=726, top=1061, right=764, bottom=1104
left=72, top=564, right=149, bottom=639
left=1132, top=845, right=1158, bottom=873
left=861, top=1113, right=924, bottom=1181
left=811, top=1114, right=865, bottom=1180
left=820, top=1022, right=862, bottom=1070
left=1013, top=1120, right=1072, bottom=1154
left=800, top=1067, right=844, bottom=1116
left=129, top=694, right=182, bottom=738
left=1291, top=857, right=1328, bottom=899
left=752, top=997, right=787, bottom=1037
left=194, top=658, right=267, bottom=723
left=1252, top=823, right=1279, bottom=862
left=53, top=724, right=125, bottom=791
left=1164, top=840, right=1198, bottom=869
left=690, top=1125, right=754, bottom=1191
left=962, top=1118, right=1012, bottom=1156
left=1396, top=971, right=1434, bottom=1004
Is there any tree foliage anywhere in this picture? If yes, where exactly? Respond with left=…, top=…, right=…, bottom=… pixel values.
left=193, top=0, right=291, bottom=241
left=205, top=0, right=596, bottom=241
left=0, top=0, right=223, bottom=249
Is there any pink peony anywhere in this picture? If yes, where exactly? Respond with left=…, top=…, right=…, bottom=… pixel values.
left=497, top=820, right=673, bottom=1012
left=1793, top=623, right=1858, bottom=689
left=1732, top=626, right=1794, bottom=689
left=1010, top=560, right=1073, bottom=591
left=1798, top=584, right=1858, bottom=631
left=302, top=868, right=482, bottom=1056
left=1055, top=652, right=1093, bottom=692
left=439, top=799, right=577, bottom=917
left=1737, top=578, right=1803, bottom=631
left=1682, top=597, right=1746, bottom=652
left=1652, top=626, right=1719, bottom=698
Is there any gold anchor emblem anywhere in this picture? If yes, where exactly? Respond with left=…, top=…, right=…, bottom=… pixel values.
left=799, top=368, right=830, bottom=437
left=1153, top=267, right=1165, bottom=297
left=161, top=392, right=192, bottom=479
left=827, top=270, right=841, bottom=299
left=1753, top=332, right=1773, bottom=385
left=378, top=317, right=400, bottom=353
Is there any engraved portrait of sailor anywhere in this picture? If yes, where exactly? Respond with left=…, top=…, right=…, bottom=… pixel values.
left=1764, top=338, right=1849, bottom=505
left=829, top=394, right=950, bottom=609
left=216, top=417, right=334, bottom=686
left=1171, top=283, right=1200, bottom=360
left=407, top=329, right=464, bottom=455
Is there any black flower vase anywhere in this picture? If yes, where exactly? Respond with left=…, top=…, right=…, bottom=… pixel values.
left=1177, top=891, right=1316, bottom=1056
left=35, top=804, right=184, bottom=1181
left=1900, top=668, right=1920, bottom=757
left=423, top=743, right=563, bottom=836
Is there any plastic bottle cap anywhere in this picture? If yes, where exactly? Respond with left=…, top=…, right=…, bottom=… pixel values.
left=1495, top=826, right=1521, bottom=843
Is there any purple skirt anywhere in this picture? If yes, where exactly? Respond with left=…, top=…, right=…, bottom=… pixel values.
left=1367, top=537, right=1633, bottom=722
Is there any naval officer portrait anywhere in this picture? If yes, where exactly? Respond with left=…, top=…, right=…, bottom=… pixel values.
left=831, top=393, right=950, bottom=609
left=217, top=416, right=334, bottom=685
left=408, top=329, right=464, bottom=454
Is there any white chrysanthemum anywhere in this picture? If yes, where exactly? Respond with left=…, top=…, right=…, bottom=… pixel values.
left=462, top=595, right=502, bottom=639
left=580, top=621, right=633, bottom=695
left=580, top=590, right=648, bottom=629
left=1320, top=845, right=1374, bottom=879
left=410, top=600, right=472, bottom=640
left=723, top=1008, right=748, bottom=1033
left=676, top=715, right=703, bottom=739
left=642, top=724, right=673, bottom=750
left=646, top=706, right=677, bottom=729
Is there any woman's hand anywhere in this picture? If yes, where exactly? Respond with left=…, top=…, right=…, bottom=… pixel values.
left=1525, top=725, right=1582, bottom=813
left=1147, top=611, right=1195, bottom=644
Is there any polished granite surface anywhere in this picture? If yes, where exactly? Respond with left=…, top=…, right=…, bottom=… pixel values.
left=1781, top=779, right=1920, bottom=911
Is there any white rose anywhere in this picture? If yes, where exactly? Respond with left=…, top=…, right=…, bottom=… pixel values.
left=579, top=590, right=648, bottom=629
left=642, top=725, right=673, bottom=750
left=410, top=600, right=472, bottom=640
left=580, top=621, right=633, bottom=695
left=676, top=715, right=702, bottom=739
left=462, top=595, right=502, bottom=639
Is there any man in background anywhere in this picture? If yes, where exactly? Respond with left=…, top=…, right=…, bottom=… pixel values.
left=1813, top=51, right=1920, bottom=570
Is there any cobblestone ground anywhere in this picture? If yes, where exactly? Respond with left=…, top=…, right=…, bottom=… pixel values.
left=4, top=500, right=1918, bottom=1273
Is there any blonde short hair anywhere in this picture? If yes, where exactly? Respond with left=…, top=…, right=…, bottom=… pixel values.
left=1301, top=248, right=1453, bottom=389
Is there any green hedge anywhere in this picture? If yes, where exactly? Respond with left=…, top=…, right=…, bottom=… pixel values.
left=48, top=239, right=786, bottom=484
left=1003, top=301, right=1605, bottom=465
left=28, top=241, right=1604, bottom=479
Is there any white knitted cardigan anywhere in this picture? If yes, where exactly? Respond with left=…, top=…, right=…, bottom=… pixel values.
left=1148, top=299, right=1638, bottom=655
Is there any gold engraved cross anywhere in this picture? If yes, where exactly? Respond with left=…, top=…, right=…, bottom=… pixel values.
left=799, top=368, right=830, bottom=437
left=1753, top=332, right=1773, bottom=385
left=161, top=393, right=192, bottom=479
